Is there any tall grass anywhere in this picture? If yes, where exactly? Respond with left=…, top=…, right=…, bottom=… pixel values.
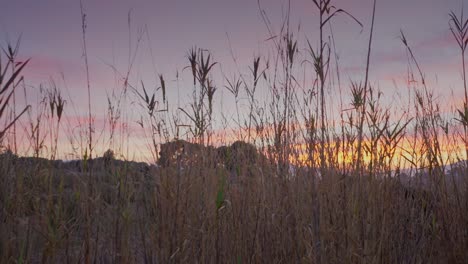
left=1, top=1, right=468, bottom=263
left=0, top=42, right=30, bottom=145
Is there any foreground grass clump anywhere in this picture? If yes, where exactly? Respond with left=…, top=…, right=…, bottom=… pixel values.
left=0, top=148, right=467, bottom=263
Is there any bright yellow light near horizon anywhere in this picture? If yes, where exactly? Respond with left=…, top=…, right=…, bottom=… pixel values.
left=289, top=137, right=467, bottom=170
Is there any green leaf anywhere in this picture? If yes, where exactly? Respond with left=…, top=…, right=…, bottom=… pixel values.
left=216, top=173, right=226, bottom=210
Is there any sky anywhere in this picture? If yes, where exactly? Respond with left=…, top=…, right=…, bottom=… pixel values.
left=1, top=0, right=467, bottom=160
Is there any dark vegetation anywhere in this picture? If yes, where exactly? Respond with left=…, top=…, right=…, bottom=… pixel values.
left=1, top=0, right=468, bottom=263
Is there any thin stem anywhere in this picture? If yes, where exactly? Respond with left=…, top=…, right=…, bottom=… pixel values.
left=356, top=0, right=377, bottom=175
left=462, top=50, right=468, bottom=163
left=80, top=0, right=93, bottom=159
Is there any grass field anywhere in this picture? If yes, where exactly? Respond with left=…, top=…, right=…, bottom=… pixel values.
left=1, top=0, right=468, bottom=263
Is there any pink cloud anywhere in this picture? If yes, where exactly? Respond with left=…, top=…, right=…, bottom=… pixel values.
left=15, top=55, right=79, bottom=81
left=415, top=30, right=455, bottom=51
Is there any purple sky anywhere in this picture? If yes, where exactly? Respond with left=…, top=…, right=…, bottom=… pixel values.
left=2, top=0, right=464, bottom=92
left=1, top=0, right=467, bottom=159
